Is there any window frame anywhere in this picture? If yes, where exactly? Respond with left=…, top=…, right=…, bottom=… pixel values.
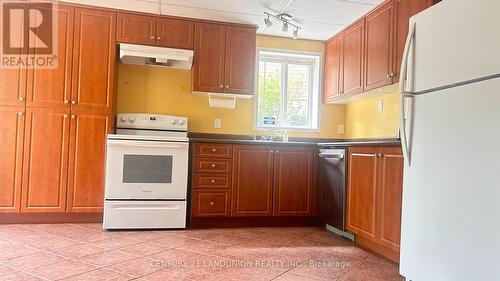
left=253, top=48, right=323, bottom=132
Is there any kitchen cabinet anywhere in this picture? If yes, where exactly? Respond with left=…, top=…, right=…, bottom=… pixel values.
left=117, top=13, right=194, bottom=49
left=324, top=34, right=343, bottom=103
left=393, top=0, right=434, bottom=80
left=192, top=23, right=256, bottom=95
left=0, top=65, right=26, bottom=108
left=66, top=111, right=112, bottom=213
left=72, top=8, right=116, bottom=113
left=273, top=146, right=316, bottom=216
left=346, top=145, right=403, bottom=262
left=192, top=191, right=231, bottom=217
left=232, top=145, right=274, bottom=217
left=21, top=108, right=70, bottom=213
left=0, top=106, right=24, bottom=213
left=26, top=5, right=74, bottom=109
left=342, top=19, right=365, bottom=97
left=364, top=1, right=395, bottom=91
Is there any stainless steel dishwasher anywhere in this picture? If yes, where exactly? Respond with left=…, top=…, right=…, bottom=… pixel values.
left=318, top=147, right=346, bottom=232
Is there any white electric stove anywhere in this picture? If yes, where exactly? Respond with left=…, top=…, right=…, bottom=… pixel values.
left=103, top=113, right=189, bottom=229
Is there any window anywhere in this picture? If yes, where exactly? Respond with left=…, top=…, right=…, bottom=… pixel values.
left=255, top=50, right=321, bottom=130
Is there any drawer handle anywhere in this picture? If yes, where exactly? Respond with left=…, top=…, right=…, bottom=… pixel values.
left=209, top=201, right=215, bottom=206
left=211, top=164, right=216, bottom=168
left=212, top=148, right=217, bottom=152
left=211, top=179, right=215, bottom=183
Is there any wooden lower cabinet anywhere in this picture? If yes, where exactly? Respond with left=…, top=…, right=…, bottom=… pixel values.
left=347, top=145, right=403, bottom=262
left=21, top=108, right=70, bottom=212
left=273, top=146, right=316, bottom=216
left=66, top=111, right=111, bottom=213
left=0, top=106, right=25, bottom=213
left=232, top=145, right=274, bottom=217
left=192, top=191, right=231, bottom=217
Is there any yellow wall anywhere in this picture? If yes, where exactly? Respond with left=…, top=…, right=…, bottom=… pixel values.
left=117, top=35, right=345, bottom=139
left=344, top=93, right=400, bottom=139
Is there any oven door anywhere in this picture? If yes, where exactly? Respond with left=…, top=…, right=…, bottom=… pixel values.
left=105, top=139, right=188, bottom=199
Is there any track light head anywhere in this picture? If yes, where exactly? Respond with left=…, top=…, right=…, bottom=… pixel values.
left=293, top=28, right=299, bottom=39
left=264, top=16, right=272, bottom=27
left=282, top=21, right=288, bottom=32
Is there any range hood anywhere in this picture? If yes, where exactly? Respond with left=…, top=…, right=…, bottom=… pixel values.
left=119, top=43, right=193, bottom=69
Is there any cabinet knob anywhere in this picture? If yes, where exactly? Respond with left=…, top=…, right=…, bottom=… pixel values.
left=17, top=112, right=23, bottom=116
left=64, top=100, right=69, bottom=104
left=387, top=73, right=395, bottom=78
left=212, top=148, right=217, bottom=152
left=219, top=85, right=224, bottom=89
left=71, top=114, right=76, bottom=119
left=211, top=179, right=215, bottom=183
left=18, top=97, right=24, bottom=101
left=209, top=201, right=215, bottom=206
left=63, top=114, right=68, bottom=118
left=150, top=35, right=155, bottom=40
left=157, top=36, right=161, bottom=40
left=71, top=101, right=77, bottom=105
left=211, top=163, right=216, bottom=168
left=225, top=85, right=229, bottom=89
left=269, top=150, right=273, bottom=153
left=276, top=150, right=279, bottom=154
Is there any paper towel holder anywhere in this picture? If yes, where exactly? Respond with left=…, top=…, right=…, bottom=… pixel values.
left=208, top=94, right=236, bottom=109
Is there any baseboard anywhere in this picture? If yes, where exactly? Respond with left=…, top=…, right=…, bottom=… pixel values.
left=189, top=217, right=321, bottom=228
left=0, top=213, right=103, bottom=224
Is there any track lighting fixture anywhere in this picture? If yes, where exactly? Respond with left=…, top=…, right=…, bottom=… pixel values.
left=263, top=12, right=302, bottom=39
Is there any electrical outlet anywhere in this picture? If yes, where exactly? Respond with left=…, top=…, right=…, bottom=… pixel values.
left=214, top=118, right=221, bottom=129
left=377, top=100, right=384, bottom=112
left=338, top=124, right=345, bottom=134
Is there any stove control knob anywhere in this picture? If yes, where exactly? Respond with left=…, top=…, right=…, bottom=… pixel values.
left=120, top=116, right=127, bottom=122
left=170, top=120, right=178, bottom=125
left=128, top=117, right=136, bottom=123
left=178, top=120, right=185, bottom=126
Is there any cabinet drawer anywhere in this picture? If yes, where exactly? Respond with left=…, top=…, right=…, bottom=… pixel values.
left=194, top=143, right=233, bottom=158
left=193, top=159, right=232, bottom=173
left=192, top=191, right=230, bottom=217
left=193, top=174, right=231, bottom=189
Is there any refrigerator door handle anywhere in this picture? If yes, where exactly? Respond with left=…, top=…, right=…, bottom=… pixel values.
left=399, top=22, right=416, bottom=166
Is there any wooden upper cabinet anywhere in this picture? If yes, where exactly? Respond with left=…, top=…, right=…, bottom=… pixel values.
left=156, top=18, right=194, bottom=49
left=394, top=0, right=434, bottom=80
left=232, top=145, right=274, bottom=217
left=273, top=147, right=315, bottom=216
left=378, top=146, right=404, bottom=252
left=224, top=26, right=256, bottom=95
left=347, top=146, right=379, bottom=241
left=21, top=108, right=70, bottom=213
left=192, top=22, right=226, bottom=93
left=0, top=106, right=24, bottom=213
left=27, top=5, right=73, bottom=109
left=117, top=13, right=156, bottom=45
left=343, top=19, right=365, bottom=97
left=72, top=8, right=116, bottom=112
left=67, top=111, right=111, bottom=213
left=364, top=1, right=394, bottom=91
left=324, top=34, right=343, bottom=103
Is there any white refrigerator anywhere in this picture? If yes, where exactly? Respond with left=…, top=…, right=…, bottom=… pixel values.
left=398, top=0, right=500, bottom=280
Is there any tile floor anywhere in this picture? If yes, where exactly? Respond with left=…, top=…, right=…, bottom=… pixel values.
left=0, top=224, right=403, bottom=281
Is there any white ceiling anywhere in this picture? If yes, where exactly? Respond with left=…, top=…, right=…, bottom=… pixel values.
left=64, top=0, right=384, bottom=41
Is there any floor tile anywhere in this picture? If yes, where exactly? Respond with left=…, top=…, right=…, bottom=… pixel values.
left=91, top=237, right=141, bottom=249
left=80, top=250, right=140, bottom=266
left=152, top=235, right=200, bottom=248
left=110, top=257, right=161, bottom=277
left=175, top=240, right=232, bottom=254
left=51, top=243, right=107, bottom=258
left=288, top=252, right=364, bottom=280
left=0, top=244, right=41, bottom=261
left=24, top=259, right=97, bottom=280
left=149, top=248, right=201, bottom=268
left=1, top=252, right=68, bottom=271
left=203, top=233, right=252, bottom=246
left=339, top=259, right=404, bottom=281
left=273, top=271, right=321, bottom=281
left=60, top=268, right=133, bottom=281
left=0, top=270, right=43, bottom=281
left=118, top=241, right=172, bottom=256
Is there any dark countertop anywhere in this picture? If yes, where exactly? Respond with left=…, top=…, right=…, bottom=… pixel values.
left=188, top=133, right=401, bottom=147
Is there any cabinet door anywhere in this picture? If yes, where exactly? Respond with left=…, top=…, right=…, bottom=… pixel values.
left=26, top=5, right=73, bottom=109
left=342, top=19, right=365, bottom=97
left=72, top=8, right=116, bottom=112
left=116, top=13, right=156, bottom=45
left=378, top=146, right=404, bottom=252
left=192, top=23, right=225, bottom=93
left=232, top=145, right=274, bottom=217
left=224, top=26, right=256, bottom=95
left=394, top=0, right=434, bottom=80
left=364, top=1, right=394, bottom=91
left=156, top=18, right=194, bottom=49
left=347, top=146, right=379, bottom=241
left=273, top=147, right=315, bottom=216
left=192, top=191, right=231, bottom=217
left=67, top=111, right=111, bottom=213
left=21, top=108, right=70, bottom=212
left=0, top=106, right=24, bottom=213
left=324, top=35, right=343, bottom=103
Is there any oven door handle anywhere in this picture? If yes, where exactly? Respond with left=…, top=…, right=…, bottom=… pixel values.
left=107, top=139, right=189, bottom=149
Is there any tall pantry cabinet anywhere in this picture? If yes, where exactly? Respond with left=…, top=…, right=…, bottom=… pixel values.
left=0, top=5, right=116, bottom=215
